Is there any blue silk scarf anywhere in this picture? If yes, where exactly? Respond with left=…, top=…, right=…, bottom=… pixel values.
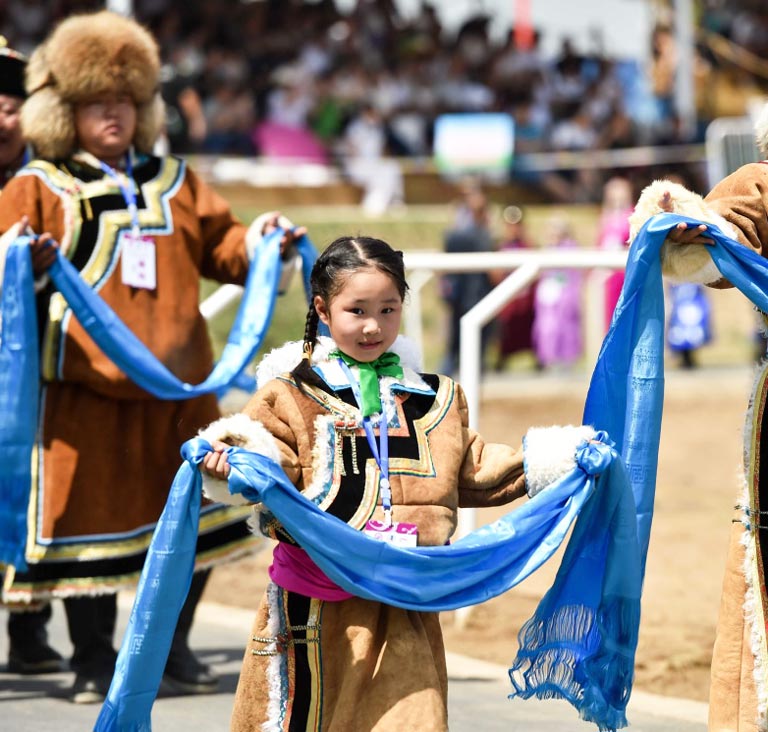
left=0, top=229, right=317, bottom=571
left=93, top=212, right=768, bottom=731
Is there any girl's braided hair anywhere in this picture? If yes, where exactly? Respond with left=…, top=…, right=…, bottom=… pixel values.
left=291, top=235, right=408, bottom=386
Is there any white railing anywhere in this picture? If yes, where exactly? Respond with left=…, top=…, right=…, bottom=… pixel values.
left=399, top=249, right=628, bottom=548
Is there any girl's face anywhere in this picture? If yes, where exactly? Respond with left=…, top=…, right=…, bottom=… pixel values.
left=315, top=267, right=403, bottom=363
left=74, top=92, right=137, bottom=165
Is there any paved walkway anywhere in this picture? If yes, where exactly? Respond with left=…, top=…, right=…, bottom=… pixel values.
left=1, top=596, right=708, bottom=731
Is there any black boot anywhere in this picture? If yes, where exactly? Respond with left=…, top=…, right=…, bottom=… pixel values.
left=63, top=594, right=118, bottom=704
left=7, top=603, right=65, bottom=674
left=163, top=569, right=219, bottom=694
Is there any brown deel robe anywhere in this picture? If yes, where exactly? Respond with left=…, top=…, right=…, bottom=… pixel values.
left=0, top=150, right=258, bottom=602
left=199, top=351, right=537, bottom=732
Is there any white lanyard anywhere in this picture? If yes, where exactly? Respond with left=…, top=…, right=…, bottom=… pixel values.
left=98, top=154, right=140, bottom=237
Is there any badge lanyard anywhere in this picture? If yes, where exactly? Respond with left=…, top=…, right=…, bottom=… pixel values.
left=98, top=154, right=140, bottom=238
left=337, top=358, right=392, bottom=523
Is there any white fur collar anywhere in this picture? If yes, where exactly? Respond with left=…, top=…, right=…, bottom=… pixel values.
left=255, top=334, right=431, bottom=392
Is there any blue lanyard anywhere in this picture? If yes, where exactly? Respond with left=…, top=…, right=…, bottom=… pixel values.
left=337, top=358, right=392, bottom=519
left=98, top=154, right=140, bottom=237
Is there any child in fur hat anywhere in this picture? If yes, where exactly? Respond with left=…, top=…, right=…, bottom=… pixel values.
left=629, top=104, right=768, bottom=731
left=0, top=10, right=305, bottom=705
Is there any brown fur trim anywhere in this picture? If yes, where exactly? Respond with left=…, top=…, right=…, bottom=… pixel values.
left=134, top=95, right=166, bottom=155
left=20, top=88, right=75, bottom=160
left=31, top=11, right=159, bottom=104
left=21, top=11, right=164, bottom=160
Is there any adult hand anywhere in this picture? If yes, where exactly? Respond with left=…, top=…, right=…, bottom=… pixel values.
left=658, top=191, right=714, bottom=246
left=201, top=439, right=231, bottom=480
left=21, top=217, right=59, bottom=275
left=261, top=211, right=308, bottom=258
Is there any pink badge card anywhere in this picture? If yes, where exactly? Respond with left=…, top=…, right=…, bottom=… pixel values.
left=363, top=520, right=418, bottom=547
left=121, top=232, right=156, bottom=290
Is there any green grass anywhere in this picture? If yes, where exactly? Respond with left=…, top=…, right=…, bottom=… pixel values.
left=202, top=203, right=756, bottom=374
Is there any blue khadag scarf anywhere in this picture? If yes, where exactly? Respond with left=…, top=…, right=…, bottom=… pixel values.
left=0, top=228, right=318, bottom=571
left=86, top=212, right=768, bottom=730
left=94, top=212, right=768, bottom=731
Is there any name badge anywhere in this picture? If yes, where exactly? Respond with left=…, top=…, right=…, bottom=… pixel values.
left=121, top=232, right=156, bottom=290
left=363, top=520, right=418, bottom=547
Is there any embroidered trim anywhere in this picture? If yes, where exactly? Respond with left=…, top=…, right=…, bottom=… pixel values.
left=742, top=359, right=768, bottom=725
left=259, top=583, right=289, bottom=731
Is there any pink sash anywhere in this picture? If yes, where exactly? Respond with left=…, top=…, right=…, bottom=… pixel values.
left=269, top=541, right=354, bottom=601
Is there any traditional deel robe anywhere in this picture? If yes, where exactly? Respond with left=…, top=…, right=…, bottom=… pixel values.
left=632, top=169, right=768, bottom=731
left=199, top=335, right=594, bottom=732
left=0, top=149, right=259, bottom=602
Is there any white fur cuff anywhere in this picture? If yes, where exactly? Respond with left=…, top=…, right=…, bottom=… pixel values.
left=245, top=213, right=296, bottom=260
left=524, top=425, right=596, bottom=497
left=197, top=413, right=281, bottom=505
left=629, top=179, right=734, bottom=285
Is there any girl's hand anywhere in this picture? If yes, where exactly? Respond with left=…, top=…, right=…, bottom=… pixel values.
left=201, top=439, right=232, bottom=480
left=657, top=191, right=714, bottom=246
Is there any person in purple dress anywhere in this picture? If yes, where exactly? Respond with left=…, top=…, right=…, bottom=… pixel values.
left=532, top=213, right=583, bottom=369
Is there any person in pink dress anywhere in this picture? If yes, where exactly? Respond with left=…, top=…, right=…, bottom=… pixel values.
left=596, top=177, right=634, bottom=330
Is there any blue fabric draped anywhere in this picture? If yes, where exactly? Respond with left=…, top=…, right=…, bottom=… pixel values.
left=96, top=432, right=627, bottom=732
left=0, top=242, right=41, bottom=571
left=92, top=211, right=768, bottom=731
left=0, top=229, right=317, bottom=571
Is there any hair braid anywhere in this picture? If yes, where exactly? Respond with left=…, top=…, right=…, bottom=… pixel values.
left=302, top=304, right=319, bottom=360
left=292, top=302, right=320, bottom=388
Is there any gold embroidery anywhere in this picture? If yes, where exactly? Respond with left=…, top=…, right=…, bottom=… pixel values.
left=23, top=158, right=182, bottom=379
left=350, top=428, right=360, bottom=474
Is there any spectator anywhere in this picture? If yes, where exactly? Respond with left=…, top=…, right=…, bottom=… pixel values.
left=439, top=189, right=494, bottom=375
left=666, top=282, right=713, bottom=368
left=340, top=102, right=404, bottom=216
left=202, top=79, right=256, bottom=155
left=254, top=64, right=328, bottom=163
left=596, top=176, right=634, bottom=330
left=532, top=214, right=583, bottom=369
left=493, top=205, right=539, bottom=371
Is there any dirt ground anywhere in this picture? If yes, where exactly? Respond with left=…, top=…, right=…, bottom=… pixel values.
left=203, top=365, right=754, bottom=704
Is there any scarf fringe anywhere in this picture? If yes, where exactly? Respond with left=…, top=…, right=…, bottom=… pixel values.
left=509, top=598, right=639, bottom=731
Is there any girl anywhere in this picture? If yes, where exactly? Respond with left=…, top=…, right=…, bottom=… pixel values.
left=199, top=235, right=597, bottom=732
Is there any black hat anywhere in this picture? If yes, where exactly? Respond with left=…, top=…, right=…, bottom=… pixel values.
left=0, top=37, right=27, bottom=99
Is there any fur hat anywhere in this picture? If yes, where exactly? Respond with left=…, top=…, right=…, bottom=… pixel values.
left=21, top=11, right=165, bottom=160
left=0, top=38, right=27, bottom=99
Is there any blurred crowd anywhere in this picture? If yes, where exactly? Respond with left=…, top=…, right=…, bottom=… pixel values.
left=3, top=0, right=768, bottom=207
left=0, top=0, right=733, bottom=204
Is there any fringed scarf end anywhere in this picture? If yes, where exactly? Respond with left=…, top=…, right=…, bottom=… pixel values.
left=509, top=599, right=639, bottom=731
